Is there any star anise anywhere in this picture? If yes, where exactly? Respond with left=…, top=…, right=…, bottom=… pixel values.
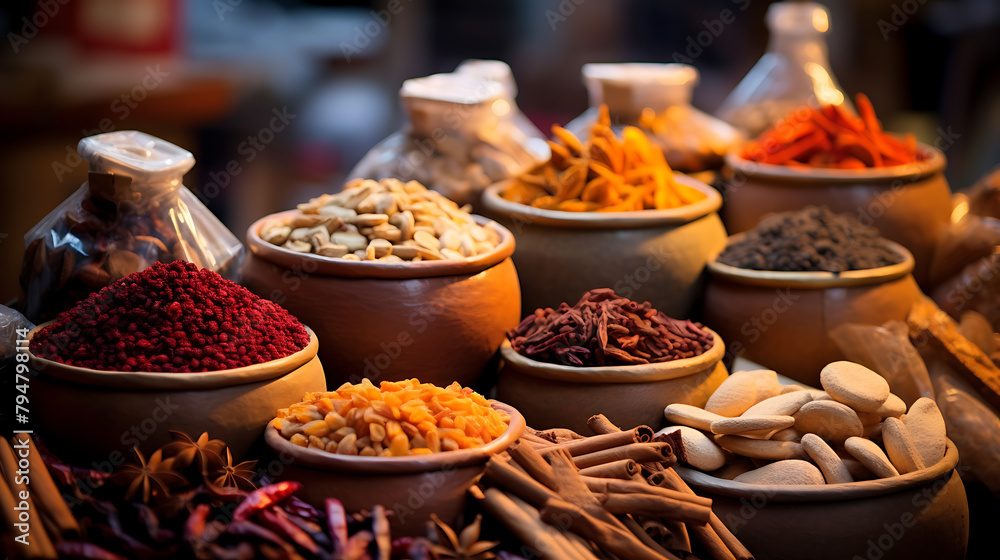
left=429, top=514, right=498, bottom=560
left=162, top=431, right=226, bottom=475
left=211, top=448, right=258, bottom=491
left=110, top=448, right=188, bottom=504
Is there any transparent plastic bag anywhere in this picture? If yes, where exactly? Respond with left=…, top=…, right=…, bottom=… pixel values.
left=454, top=59, right=546, bottom=143
left=0, top=304, right=33, bottom=362
left=19, top=131, right=244, bottom=323
left=348, top=72, right=549, bottom=208
left=715, top=1, right=850, bottom=137
left=829, top=321, right=934, bottom=406
left=564, top=63, right=739, bottom=173
left=0, top=305, right=33, bottom=433
left=933, top=369, right=1000, bottom=495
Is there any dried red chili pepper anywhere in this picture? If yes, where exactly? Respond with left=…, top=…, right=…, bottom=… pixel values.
left=508, top=288, right=714, bottom=367
left=232, top=481, right=302, bottom=522
left=184, top=503, right=211, bottom=542
left=326, top=498, right=349, bottom=555
left=30, top=261, right=309, bottom=372
left=258, top=508, right=322, bottom=556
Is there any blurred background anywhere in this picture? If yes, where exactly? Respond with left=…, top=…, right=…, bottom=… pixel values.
left=0, top=0, right=998, bottom=304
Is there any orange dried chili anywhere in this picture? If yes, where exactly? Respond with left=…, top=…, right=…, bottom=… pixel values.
left=741, top=94, right=922, bottom=168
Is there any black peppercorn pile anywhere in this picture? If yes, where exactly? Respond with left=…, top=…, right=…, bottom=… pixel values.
left=717, top=206, right=903, bottom=272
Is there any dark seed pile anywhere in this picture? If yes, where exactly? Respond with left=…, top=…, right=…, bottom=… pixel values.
left=717, top=206, right=903, bottom=272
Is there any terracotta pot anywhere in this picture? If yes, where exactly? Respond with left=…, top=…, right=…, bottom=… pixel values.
left=262, top=401, right=525, bottom=535
left=480, top=175, right=727, bottom=318
left=721, top=145, right=952, bottom=288
left=703, top=238, right=924, bottom=387
left=495, top=329, right=728, bottom=433
left=241, top=213, right=521, bottom=388
left=27, top=324, right=325, bottom=463
left=678, top=440, right=968, bottom=560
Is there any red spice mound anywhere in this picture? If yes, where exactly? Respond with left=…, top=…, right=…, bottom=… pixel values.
left=30, top=261, right=310, bottom=372
left=740, top=93, right=923, bottom=169
left=508, top=288, right=714, bottom=367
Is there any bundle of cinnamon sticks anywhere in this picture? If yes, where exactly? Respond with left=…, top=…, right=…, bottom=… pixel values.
left=472, top=414, right=753, bottom=560
left=0, top=434, right=78, bottom=559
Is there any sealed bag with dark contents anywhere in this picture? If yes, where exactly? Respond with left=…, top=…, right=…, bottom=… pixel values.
left=508, top=288, right=714, bottom=367
left=717, top=206, right=903, bottom=272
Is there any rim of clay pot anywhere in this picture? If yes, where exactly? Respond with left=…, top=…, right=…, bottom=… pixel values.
left=263, top=401, right=525, bottom=474
left=499, top=327, right=724, bottom=384
left=26, top=322, right=319, bottom=390
left=707, top=234, right=914, bottom=289
left=480, top=173, right=722, bottom=229
left=677, top=439, right=959, bottom=503
left=246, top=213, right=515, bottom=280
left=724, top=142, right=945, bottom=183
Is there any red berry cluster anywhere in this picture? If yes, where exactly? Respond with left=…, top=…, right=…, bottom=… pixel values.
left=30, top=261, right=310, bottom=372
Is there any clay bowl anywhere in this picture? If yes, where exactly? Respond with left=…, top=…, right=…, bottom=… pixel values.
left=481, top=174, right=727, bottom=319
left=26, top=324, right=325, bottom=463
left=677, top=440, right=968, bottom=560
left=721, top=144, right=952, bottom=288
left=703, top=237, right=924, bottom=387
left=263, top=401, right=525, bottom=535
left=495, top=329, right=728, bottom=433
left=241, top=213, right=521, bottom=388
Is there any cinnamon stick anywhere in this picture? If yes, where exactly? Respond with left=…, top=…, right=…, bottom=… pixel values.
left=622, top=514, right=678, bottom=559
left=545, top=449, right=630, bottom=532
left=531, top=427, right=588, bottom=443
left=595, top=492, right=712, bottom=525
left=587, top=414, right=622, bottom=435
left=646, top=519, right=692, bottom=554
left=475, top=487, right=577, bottom=560
left=539, top=427, right=653, bottom=457
left=578, top=459, right=639, bottom=480
left=484, top=456, right=560, bottom=509
left=506, top=492, right=602, bottom=560
left=573, top=442, right=674, bottom=469
left=709, top=515, right=754, bottom=560
left=649, top=469, right=754, bottom=560
left=11, top=435, right=79, bottom=539
left=521, top=432, right=556, bottom=447
left=0, top=438, right=57, bottom=558
left=540, top=498, right=679, bottom=560
left=690, top=523, right=738, bottom=560
left=508, top=441, right=558, bottom=489
left=581, top=478, right=713, bottom=508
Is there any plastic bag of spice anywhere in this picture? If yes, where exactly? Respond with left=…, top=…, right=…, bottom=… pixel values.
left=347, top=72, right=549, bottom=209
left=18, top=131, right=244, bottom=323
left=564, top=63, right=740, bottom=174
left=0, top=305, right=33, bottom=434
